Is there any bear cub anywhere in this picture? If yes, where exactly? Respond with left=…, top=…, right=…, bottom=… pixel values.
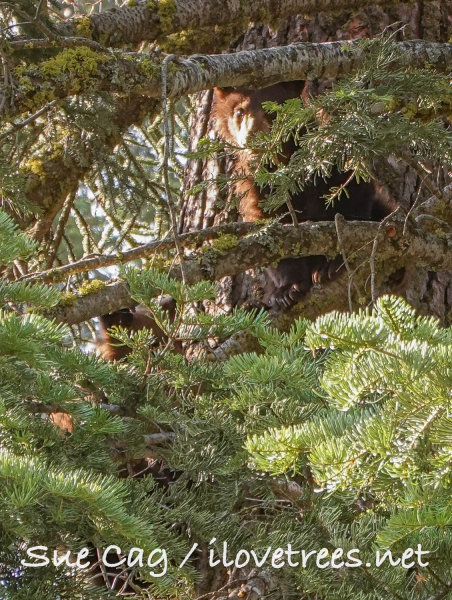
left=212, top=82, right=396, bottom=309
left=97, top=297, right=180, bottom=361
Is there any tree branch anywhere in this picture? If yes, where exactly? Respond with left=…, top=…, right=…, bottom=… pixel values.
left=426, top=584, right=452, bottom=600
left=47, top=191, right=452, bottom=325
left=0, top=99, right=56, bottom=143
left=9, top=36, right=113, bottom=52
left=8, top=40, right=452, bottom=119
left=23, top=222, right=258, bottom=283
left=54, top=0, right=434, bottom=51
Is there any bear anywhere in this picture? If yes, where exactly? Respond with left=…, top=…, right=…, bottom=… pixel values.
left=97, top=296, right=181, bottom=361
left=212, top=82, right=397, bottom=309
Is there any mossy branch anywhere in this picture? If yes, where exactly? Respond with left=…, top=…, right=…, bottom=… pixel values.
left=46, top=185, right=452, bottom=325
left=23, top=222, right=258, bottom=283
left=7, top=40, right=452, bottom=120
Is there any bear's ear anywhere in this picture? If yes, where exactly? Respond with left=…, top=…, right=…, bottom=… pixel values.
left=213, top=86, right=235, bottom=100
left=159, top=295, right=177, bottom=320
left=100, top=309, right=134, bottom=331
left=300, top=79, right=319, bottom=102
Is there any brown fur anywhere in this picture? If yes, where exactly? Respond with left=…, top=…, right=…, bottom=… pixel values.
left=50, top=411, right=74, bottom=433
left=97, top=297, right=180, bottom=362
left=97, top=308, right=163, bottom=361
left=212, top=82, right=400, bottom=309
left=212, top=82, right=306, bottom=221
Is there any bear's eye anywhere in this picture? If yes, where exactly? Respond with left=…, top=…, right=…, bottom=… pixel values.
left=236, top=108, right=245, bottom=119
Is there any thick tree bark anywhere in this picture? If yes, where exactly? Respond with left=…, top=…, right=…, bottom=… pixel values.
left=53, top=0, right=447, bottom=50
left=181, top=1, right=452, bottom=325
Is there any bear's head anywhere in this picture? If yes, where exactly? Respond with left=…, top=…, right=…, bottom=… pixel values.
left=212, top=81, right=305, bottom=147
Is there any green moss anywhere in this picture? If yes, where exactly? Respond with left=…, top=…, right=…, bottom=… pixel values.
left=59, top=292, right=77, bottom=306
left=199, top=234, right=239, bottom=259
left=98, top=31, right=110, bottom=46
left=16, top=75, right=33, bottom=93
left=75, top=16, right=92, bottom=39
left=44, top=269, right=65, bottom=283
left=434, top=229, right=447, bottom=240
left=256, top=7, right=272, bottom=22
left=50, top=144, right=64, bottom=160
left=24, top=90, right=56, bottom=111
left=256, top=6, right=282, bottom=30
left=14, top=63, right=27, bottom=77
left=401, top=102, right=418, bottom=120
left=185, top=234, right=205, bottom=249
left=138, top=58, right=159, bottom=79
left=157, top=0, right=176, bottom=33
left=385, top=96, right=399, bottom=113
left=159, top=21, right=249, bottom=54
left=211, top=234, right=239, bottom=254
left=159, top=30, right=194, bottom=53
left=128, top=0, right=138, bottom=5
left=340, top=43, right=356, bottom=54
left=291, top=242, right=302, bottom=256
left=14, top=66, right=38, bottom=106
left=25, top=158, right=46, bottom=179
left=144, top=256, right=171, bottom=271
left=39, top=47, right=107, bottom=91
left=1, top=39, right=12, bottom=55
left=260, top=232, right=283, bottom=255
left=78, top=280, right=106, bottom=296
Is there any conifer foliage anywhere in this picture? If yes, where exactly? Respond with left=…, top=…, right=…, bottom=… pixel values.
left=3, top=266, right=452, bottom=598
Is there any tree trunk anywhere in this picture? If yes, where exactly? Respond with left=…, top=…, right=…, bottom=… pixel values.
left=181, top=2, right=452, bottom=324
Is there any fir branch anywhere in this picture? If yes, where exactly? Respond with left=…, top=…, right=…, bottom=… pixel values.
left=25, top=95, right=158, bottom=243
left=425, top=567, right=452, bottom=600
left=0, top=1, right=57, bottom=40
left=45, top=192, right=75, bottom=269
left=0, top=209, right=37, bottom=264
left=0, top=99, right=56, bottom=144
left=29, top=400, right=139, bottom=419
left=426, top=585, right=452, bottom=600
left=0, top=279, right=61, bottom=307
